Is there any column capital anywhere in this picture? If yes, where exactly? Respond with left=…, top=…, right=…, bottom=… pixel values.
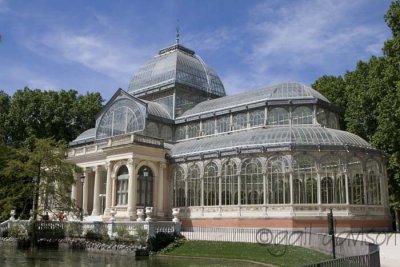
left=105, top=161, right=113, bottom=170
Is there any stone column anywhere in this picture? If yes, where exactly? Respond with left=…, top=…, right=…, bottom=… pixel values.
left=82, top=168, right=90, bottom=215
left=71, top=171, right=78, bottom=202
left=157, top=163, right=166, bottom=216
left=104, top=162, right=113, bottom=216
left=127, top=159, right=137, bottom=220
left=344, top=172, right=349, bottom=205
left=92, top=166, right=102, bottom=216
left=289, top=172, right=293, bottom=205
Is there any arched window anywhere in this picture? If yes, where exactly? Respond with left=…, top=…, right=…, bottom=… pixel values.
left=267, top=157, right=290, bottom=204
left=321, top=177, right=334, bottom=204
left=292, top=106, right=313, bottom=125
left=366, top=160, right=381, bottom=205
left=202, top=119, right=215, bottom=136
left=316, top=108, right=328, bottom=127
left=233, top=113, right=247, bottom=130
left=96, top=98, right=145, bottom=139
left=241, top=159, right=263, bottom=205
left=187, top=123, right=200, bottom=138
left=222, top=160, right=238, bottom=205
left=160, top=125, right=173, bottom=141
left=348, top=157, right=364, bottom=205
left=137, top=166, right=153, bottom=207
left=204, top=162, right=219, bottom=206
left=293, top=178, right=304, bottom=204
left=116, top=166, right=129, bottom=206
left=175, top=125, right=186, bottom=140
left=173, top=166, right=186, bottom=207
left=187, top=165, right=201, bottom=206
left=293, top=156, right=317, bottom=204
left=249, top=109, right=265, bottom=127
left=145, top=122, right=159, bottom=137
left=320, top=156, right=346, bottom=204
left=267, top=107, right=290, bottom=125
left=216, top=116, right=230, bottom=133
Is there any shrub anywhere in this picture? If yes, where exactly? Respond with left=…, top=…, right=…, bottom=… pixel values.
left=148, top=231, right=184, bottom=252
left=8, top=224, right=28, bottom=239
left=114, top=225, right=134, bottom=243
left=65, top=222, right=83, bottom=238
left=134, top=225, right=148, bottom=245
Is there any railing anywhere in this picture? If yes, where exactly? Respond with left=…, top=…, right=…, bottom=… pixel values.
left=68, top=134, right=164, bottom=157
left=1, top=220, right=181, bottom=239
left=181, top=227, right=380, bottom=267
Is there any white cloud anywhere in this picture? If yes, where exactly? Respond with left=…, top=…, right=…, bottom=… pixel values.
left=23, top=29, right=155, bottom=86
left=243, top=0, right=390, bottom=84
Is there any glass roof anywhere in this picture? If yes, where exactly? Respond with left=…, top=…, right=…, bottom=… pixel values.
left=170, top=126, right=372, bottom=157
left=73, top=128, right=95, bottom=142
left=179, top=82, right=330, bottom=118
left=128, top=44, right=226, bottom=97
left=144, top=100, right=172, bottom=120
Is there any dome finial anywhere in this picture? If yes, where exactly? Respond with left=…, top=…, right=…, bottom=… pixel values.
left=176, top=19, right=180, bottom=45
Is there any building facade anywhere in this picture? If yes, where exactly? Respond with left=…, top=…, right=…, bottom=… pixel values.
left=68, top=42, right=391, bottom=231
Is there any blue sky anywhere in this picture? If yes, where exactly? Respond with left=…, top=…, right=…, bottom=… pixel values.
left=0, top=0, right=393, bottom=101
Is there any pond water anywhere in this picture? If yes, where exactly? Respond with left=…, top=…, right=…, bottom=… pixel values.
left=0, top=246, right=259, bottom=267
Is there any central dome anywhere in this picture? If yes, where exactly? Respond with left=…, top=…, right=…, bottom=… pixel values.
left=128, top=44, right=226, bottom=97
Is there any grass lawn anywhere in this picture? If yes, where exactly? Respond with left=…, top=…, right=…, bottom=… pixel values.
left=163, top=240, right=331, bottom=267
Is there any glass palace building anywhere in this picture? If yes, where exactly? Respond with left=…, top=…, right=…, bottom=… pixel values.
left=68, top=42, right=391, bottom=231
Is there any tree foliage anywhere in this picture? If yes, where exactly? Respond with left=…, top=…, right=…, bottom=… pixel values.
left=0, top=88, right=103, bottom=221
left=313, top=1, right=400, bottom=216
left=6, top=88, right=103, bottom=146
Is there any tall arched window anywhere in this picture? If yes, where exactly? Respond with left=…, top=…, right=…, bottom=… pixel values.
left=173, top=166, right=186, bottom=207
left=145, top=122, right=159, bottom=137
left=202, top=119, right=215, bottom=136
left=249, top=109, right=265, bottom=127
left=160, top=125, right=173, bottom=141
left=187, top=165, right=201, bottom=206
left=221, top=160, right=238, bottom=205
left=116, top=166, right=129, bottom=205
left=137, top=166, right=153, bottom=207
left=267, top=157, right=290, bottom=204
left=320, top=156, right=346, bottom=204
left=204, top=162, right=219, bottom=206
left=233, top=113, right=247, bottom=130
left=187, top=123, right=200, bottom=138
left=216, top=116, right=230, bottom=133
left=241, top=159, right=263, bottom=205
left=292, top=106, right=313, bottom=125
left=366, top=160, right=381, bottom=205
left=348, top=157, right=364, bottom=204
left=267, top=107, right=290, bottom=125
left=175, top=125, right=186, bottom=140
left=293, top=156, right=317, bottom=204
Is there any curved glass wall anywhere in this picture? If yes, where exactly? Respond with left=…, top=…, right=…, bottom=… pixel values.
left=172, top=153, right=385, bottom=208
left=96, top=99, right=145, bottom=139
left=174, top=105, right=332, bottom=141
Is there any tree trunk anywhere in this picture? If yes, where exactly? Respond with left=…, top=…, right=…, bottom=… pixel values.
left=395, top=209, right=400, bottom=232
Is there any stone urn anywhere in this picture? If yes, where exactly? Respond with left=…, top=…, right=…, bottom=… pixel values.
left=10, top=210, right=16, bottom=221
left=145, top=207, right=154, bottom=222
left=172, top=208, right=180, bottom=223
left=109, top=208, right=117, bottom=222
left=136, top=209, right=144, bottom=222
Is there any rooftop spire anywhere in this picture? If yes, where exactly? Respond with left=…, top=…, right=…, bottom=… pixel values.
left=176, top=19, right=180, bottom=45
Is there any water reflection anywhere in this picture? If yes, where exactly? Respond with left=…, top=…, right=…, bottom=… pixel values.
left=0, top=246, right=258, bottom=267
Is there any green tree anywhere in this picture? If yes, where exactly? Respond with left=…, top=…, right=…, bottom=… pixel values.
left=6, top=88, right=103, bottom=146
left=0, top=138, right=80, bottom=221
left=313, top=0, right=400, bottom=230
left=0, top=91, right=10, bottom=143
left=312, top=75, right=346, bottom=129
